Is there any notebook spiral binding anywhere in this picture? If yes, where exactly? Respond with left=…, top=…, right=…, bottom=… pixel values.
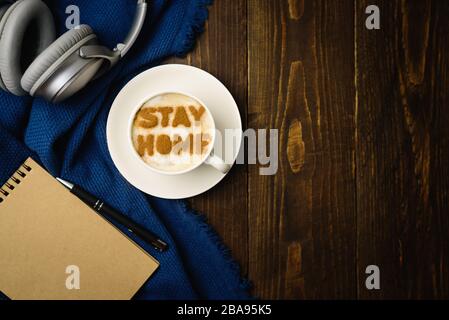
left=0, top=163, right=32, bottom=203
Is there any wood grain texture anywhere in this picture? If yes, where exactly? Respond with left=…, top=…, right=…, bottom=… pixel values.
left=165, top=0, right=449, bottom=299
left=356, top=0, right=449, bottom=299
left=247, top=0, right=356, bottom=299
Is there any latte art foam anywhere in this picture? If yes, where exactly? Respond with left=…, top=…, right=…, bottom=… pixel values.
left=132, top=93, right=214, bottom=173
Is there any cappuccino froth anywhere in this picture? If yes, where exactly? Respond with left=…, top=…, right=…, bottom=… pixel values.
left=132, top=93, right=214, bottom=173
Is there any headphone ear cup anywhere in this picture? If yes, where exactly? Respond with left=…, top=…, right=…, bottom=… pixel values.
left=0, top=0, right=56, bottom=95
left=21, top=25, right=97, bottom=97
left=0, top=4, right=10, bottom=91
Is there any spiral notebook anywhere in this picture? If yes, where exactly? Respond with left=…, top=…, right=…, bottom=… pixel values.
left=0, top=158, right=159, bottom=300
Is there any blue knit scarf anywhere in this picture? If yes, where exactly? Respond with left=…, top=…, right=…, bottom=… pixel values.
left=0, top=0, right=251, bottom=300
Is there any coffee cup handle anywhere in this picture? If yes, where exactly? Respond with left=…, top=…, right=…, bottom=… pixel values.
left=205, top=152, right=231, bottom=174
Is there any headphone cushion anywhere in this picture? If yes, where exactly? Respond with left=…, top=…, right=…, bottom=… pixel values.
left=0, top=5, right=8, bottom=30
left=0, top=0, right=56, bottom=95
left=21, top=24, right=94, bottom=94
left=0, top=4, right=9, bottom=91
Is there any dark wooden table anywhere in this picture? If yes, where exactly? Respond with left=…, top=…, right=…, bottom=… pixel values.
left=168, top=0, right=449, bottom=299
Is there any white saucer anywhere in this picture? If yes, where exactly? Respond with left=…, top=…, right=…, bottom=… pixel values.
left=106, top=64, right=242, bottom=199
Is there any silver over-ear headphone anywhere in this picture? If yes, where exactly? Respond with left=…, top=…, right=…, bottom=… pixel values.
left=0, top=0, right=147, bottom=103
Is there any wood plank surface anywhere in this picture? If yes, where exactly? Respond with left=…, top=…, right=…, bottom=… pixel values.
left=356, top=0, right=449, bottom=299
left=247, top=0, right=357, bottom=299
left=165, top=0, right=449, bottom=299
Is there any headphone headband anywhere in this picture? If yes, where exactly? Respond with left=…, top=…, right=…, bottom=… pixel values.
left=79, top=0, right=148, bottom=67
left=117, top=0, right=147, bottom=57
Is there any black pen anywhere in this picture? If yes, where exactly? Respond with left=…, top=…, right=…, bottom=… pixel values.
left=56, top=178, right=168, bottom=252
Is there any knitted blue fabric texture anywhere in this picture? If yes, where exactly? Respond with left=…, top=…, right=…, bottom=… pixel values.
left=0, top=0, right=251, bottom=300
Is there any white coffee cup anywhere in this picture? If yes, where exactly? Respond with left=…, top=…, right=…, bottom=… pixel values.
left=128, top=91, right=231, bottom=175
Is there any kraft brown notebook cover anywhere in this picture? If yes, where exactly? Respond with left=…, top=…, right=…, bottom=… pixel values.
left=0, top=158, right=159, bottom=300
